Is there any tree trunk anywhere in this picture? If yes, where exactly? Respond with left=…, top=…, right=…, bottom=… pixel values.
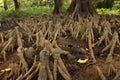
left=37, top=0, right=42, bottom=6
left=13, top=0, right=19, bottom=10
left=3, top=0, right=8, bottom=10
left=53, top=0, right=62, bottom=14
left=67, top=0, right=97, bottom=18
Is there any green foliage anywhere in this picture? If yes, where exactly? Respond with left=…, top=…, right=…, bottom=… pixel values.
left=63, top=0, right=71, bottom=5
left=0, top=6, right=53, bottom=18
left=0, top=0, right=120, bottom=18
left=96, top=0, right=120, bottom=15
left=0, top=0, right=3, bottom=6
left=113, top=1, right=120, bottom=9
left=97, top=8, right=119, bottom=15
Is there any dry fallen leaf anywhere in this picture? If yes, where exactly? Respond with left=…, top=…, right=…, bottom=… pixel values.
left=77, top=58, right=88, bottom=64
left=91, top=43, right=95, bottom=48
left=85, top=48, right=89, bottom=51
left=1, top=68, right=12, bottom=73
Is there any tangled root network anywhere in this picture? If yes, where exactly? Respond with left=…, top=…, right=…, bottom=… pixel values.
left=0, top=15, right=120, bottom=80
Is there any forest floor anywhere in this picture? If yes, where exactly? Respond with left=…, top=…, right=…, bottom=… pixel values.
left=0, top=15, right=120, bottom=80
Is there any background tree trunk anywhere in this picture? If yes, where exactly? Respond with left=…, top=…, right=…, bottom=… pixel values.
left=53, top=0, right=62, bottom=14
left=3, top=0, right=8, bottom=10
left=67, top=0, right=76, bottom=13
left=13, top=0, right=19, bottom=10
left=37, top=0, right=42, bottom=6
left=67, top=0, right=97, bottom=17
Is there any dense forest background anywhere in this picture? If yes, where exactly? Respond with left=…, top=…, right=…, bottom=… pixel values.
left=0, top=0, right=120, bottom=18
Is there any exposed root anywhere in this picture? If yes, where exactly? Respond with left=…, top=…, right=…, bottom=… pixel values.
left=95, top=19, right=112, bottom=46
left=26, top=65, right=39, bottom=80
left=95, top=27, right=111, bottom=46
left=52, top=48, right=71, bottom=80
left=107, top=64, right=117, bottom=78
left=0, top=35, right=15, bottom=61
left=72, top=21, right=82, bottom=39
left=22, top=56, right=37, bottom=79
left=16, top=56, right=40, bottom=80
left=81, top=19, right=94, bottom=42
left=95, top=65, right=106, bottom=80
left=88, top=30, right=106, bottom=80
left=102, top=31, right=119, bottom=62
left=15, top=27, right=23, bottom=47
left=17, top=47, right=29, bottom=74
left=52, top=23, right=61, bottom=47
left=35, top=31, right=45, bottom=49
left=88, top=29, right=96, bottom=63
left=113, top=70, right=120, bottom=80
left=38, top=49, right=53, bottom=80
left=0, top=32, right=5, bottom=43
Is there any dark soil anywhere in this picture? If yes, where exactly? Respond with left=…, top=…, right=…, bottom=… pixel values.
left=57, top=37, right=120, bottom=80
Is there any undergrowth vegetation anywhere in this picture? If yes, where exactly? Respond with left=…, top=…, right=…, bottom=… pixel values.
left=0, top=6, right=53, bottom=18
left=0, top=6, right=119, bottom=18
left=97, top=8, right=120, bottom=15
left=97, top=1, right=120, bottom=15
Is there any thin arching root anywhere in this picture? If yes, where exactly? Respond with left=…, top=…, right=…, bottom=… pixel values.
left=44, top=21, right=53, bottom=40
left=95, top=65, right=106, bottom=80
left=52, top=48, right=71, bottom=80
left=46, top=61, right=53, bottom=80
left=16, top=74, right=23, bottom=80
left=16, top=56, right=39, bottom=80
left=26, top=65, right=40, bottom=80
left=81, top=19, right=94, bottom=42
left=95, top=26, right=111, bottom=46
left=52, top=23, right=61, bottom=47
left=35, top=31, right=45, bottom=49
left=72, top=21, right=81, bottom=39
left=102, top=31, right=119, bottom=62
left=58, top=65, right=71, bottom=80
left=0, top=36, right=15, bottom=61
left=113, top=70, right=120, bottom=80
left=88, top=32, right=96, bottom=63
left=58, top=56, right=71, bottom=79
left=88, top=32, right=106, bottom=80
left=0, top=32, right=5, bottom=43
left=22, top=56, right=37, bottom=79
left=107, top=64, right=117, bottom=78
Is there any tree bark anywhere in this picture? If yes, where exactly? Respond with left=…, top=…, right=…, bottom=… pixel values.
left=67, top=0, right=97, bottom=17
left=3, top=0, right=8, bottom=10
left=37, top=0, right=42, bottom=6
left=53, top=0, right=62, bottom=14
left=13, top=0, right=19, bottom=10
